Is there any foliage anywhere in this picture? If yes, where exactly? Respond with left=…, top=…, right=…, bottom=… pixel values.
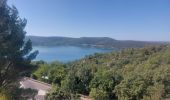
left=89, top=88, right=109, bottom=100
left=32, top=62, right=67, bottom=84
left=0, top=89, right=11, bottom=100
left=48, top=63, right=67, bottom=85
left=11, top=88, right=38, bottom=100
left=38, top=45, right=170, bottom=100
left=32, top=64, right=48, bottom=81
left=0, top=0, right=38, bottom=88
left=46, top=85, right=72, bottom=100
left=0, top=85, right=38, bottom=100
left=89, top=69, right=121, bottom=99
left=0, top=0, right=38, bottom=99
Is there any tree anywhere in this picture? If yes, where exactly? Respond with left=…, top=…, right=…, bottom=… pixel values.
left=48, top=65, right=67, bottom=85
left=0, top=0, right=38, bottom=91
left=89, top=69, right=121, bottom=99
left=89, top=88, right=109, bottom=100
left=33, top=64, right=48, bottom=81
left=10, top=87, right=38, bottom=100
left=46, top=85, right=72, bottom=100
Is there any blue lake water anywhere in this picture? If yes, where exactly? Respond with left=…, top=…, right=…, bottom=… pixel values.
left=33, top=46, right=112, bottom=62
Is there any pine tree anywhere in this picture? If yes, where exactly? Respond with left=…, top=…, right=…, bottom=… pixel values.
left=0, top=0, right=38, bottom=89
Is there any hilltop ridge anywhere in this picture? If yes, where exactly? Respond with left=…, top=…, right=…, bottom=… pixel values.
left=26, top=36, right=169, bottom=49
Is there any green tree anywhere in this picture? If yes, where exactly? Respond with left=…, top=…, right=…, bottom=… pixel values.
left=0, top=0, right=38, bottom=91
left=89, top=88, right=109, bottom=100
left=48, top=65, right=67, bottom=85
left=46, top=85, right=72, bottom=100
left=33, top=64, right=48, bottom=81
left=89, top=69, right=121, bottom=99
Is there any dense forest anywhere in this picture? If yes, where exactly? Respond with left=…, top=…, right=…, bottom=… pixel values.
left=32, top=45, right=170, bottom=100
left=26, top=36, right=169, bottom=49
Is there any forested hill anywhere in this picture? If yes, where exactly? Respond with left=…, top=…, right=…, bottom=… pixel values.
left=33, top=45, right=170, bottom=100
left=26, top=36, right=169, bottom=49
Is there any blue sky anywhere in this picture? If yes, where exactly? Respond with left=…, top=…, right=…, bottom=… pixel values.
left=8, top=0, right=170, bottom=41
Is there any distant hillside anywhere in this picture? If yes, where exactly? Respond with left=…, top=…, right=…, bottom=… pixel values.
left=26, top=36, right=169, bottom=49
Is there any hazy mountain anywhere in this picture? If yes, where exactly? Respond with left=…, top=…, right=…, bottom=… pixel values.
left=26, top=36, right=169, bottom=49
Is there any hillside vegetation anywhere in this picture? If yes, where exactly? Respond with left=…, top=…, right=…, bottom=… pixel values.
left=27, top=36, right=168, bottom=49
left=32, top=45, right=170, bottom=100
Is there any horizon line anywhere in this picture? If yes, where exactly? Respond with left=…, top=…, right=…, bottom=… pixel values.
left=26, top=35, right=170, bottom=42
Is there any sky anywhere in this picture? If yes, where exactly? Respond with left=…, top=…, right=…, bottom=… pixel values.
left=8, top=0, right=170, bottom=41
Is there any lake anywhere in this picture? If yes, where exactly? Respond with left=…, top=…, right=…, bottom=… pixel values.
left=34, top=46, right=112, bottom=62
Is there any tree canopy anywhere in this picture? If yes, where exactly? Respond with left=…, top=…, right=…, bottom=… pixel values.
left=32, top=45, right=170, bottom=100
left=0, top=0, right=38, bottom=95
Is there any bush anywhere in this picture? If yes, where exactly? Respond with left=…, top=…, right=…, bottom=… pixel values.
left=46, top=85, right=71, bottom=100
left=89, top=88, right=109, bottom=100
left=0, top=88, right=12, bottom=100
left=0, top=93, right=11, bottom=100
